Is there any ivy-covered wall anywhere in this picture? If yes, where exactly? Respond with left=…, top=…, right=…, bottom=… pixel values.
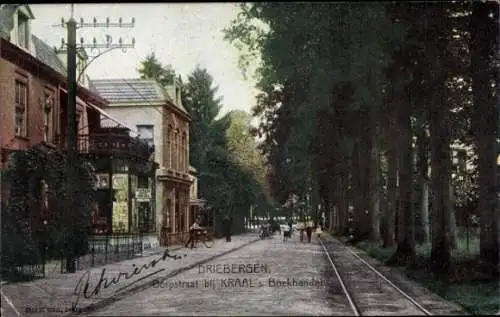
left=1, top=147, right=96, bottom=274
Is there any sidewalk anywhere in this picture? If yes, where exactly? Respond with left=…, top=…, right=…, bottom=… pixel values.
left=0, top=234, right=259, bottom=317
left=42, top=243, right=184, bottom=278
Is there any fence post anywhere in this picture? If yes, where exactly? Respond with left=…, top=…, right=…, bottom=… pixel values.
left=91, top=237, right=95, bottom=267
left=140, top=230, right=143, bottom=256
left=105, top=234, right=109, bottom=264
left=41, top=244, right=46, bottom=279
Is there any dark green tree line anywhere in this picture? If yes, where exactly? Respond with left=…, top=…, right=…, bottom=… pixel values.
left=224, top=1, right=498, bottom=279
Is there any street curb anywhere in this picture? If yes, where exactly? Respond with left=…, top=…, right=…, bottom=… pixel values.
left=68, top=237, right=261, bottom=316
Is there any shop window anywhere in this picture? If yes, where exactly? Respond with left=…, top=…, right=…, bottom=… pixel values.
left=138, top=175, right=149, bottom=188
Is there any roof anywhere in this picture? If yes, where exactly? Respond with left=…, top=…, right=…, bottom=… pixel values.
left=0, top=5, right=66, bottom=76
left=31, top=35, right=66, bottom=75
left=89, top=78, right=188, bottom=114
left=90, top=78, right=167, bottom=104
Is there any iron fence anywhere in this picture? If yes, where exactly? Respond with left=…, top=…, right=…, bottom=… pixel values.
left=1, top=257, right=46, bottom=282
left=60, top=232, right=144, bottom=273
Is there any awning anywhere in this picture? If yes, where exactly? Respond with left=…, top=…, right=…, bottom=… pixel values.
left=60, top=87, right=138, bottom=136
left=189, top=198, right=206, bottom=207
left=85, top=102, right=138, bottom=137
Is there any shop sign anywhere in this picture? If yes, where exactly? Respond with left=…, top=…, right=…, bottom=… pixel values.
left=136, top=188, right=152, bottom=201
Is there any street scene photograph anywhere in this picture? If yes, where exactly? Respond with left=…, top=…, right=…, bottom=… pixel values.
left=0, top=2, right=499, bottom=316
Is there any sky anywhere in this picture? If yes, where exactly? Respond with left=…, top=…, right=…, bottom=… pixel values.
left=29, top=3, right=259, bottom=118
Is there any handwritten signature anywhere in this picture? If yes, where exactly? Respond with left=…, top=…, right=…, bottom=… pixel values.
left=72, top=249, right=184, bottom=310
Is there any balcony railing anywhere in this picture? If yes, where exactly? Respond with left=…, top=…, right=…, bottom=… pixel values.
left=55, top=133, right=154, bottom=160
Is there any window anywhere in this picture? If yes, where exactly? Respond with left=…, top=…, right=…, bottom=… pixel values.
left=17, top=13, right=29, bottom=49
left=137, top=125, right=154, bottom=148
left=14, top=80, right=27, bottom=137
left=42, top=93, right=53, bottom=142
left=167, top=125, right=173, bottom=169
left=138, top=175, right=149, bottom=188
left=182, top=132, right=187, bottom=171
left=75, top=112, right=81, bottom=130
left=175, top=87, right=180, bottom=105
left=173, top=129, right=178, bottom=170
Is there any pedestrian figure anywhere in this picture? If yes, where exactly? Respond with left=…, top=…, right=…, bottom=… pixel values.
left=316, top=226, right=322, bottom=239
left=306, top=218, right=314, bottom=243
left=298, top=220, right=305, bottom=242
left=222, top=215, right=232, bottom=242
left=185, top=218, right=202, bottom=249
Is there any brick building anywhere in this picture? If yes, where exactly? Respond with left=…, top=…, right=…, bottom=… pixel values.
left=0, top=5, right=156, bottom=242
left=0, top=4, right=106, bottom=167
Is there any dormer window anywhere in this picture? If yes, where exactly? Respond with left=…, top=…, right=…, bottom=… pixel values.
left=17, top=12, right=29, bottom=49
left=175, top=87, right=180, bottom=104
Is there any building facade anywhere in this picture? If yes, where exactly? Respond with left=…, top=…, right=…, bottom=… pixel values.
left=90, top=78, right=198, bottom=246
left=0, top=4, right=101, bottom=168
left=189, top=165, right=207, bottom=225
left=0, top=5, right=156, bottom=245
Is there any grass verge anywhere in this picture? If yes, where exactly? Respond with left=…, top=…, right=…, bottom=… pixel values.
left=354, top=240, right=499, bottom=315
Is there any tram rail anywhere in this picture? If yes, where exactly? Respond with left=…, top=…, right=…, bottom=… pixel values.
left=319, top=236, right=432, bottom=316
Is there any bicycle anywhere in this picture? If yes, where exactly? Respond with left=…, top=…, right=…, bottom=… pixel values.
left=185, top=229, right=215, bottom=249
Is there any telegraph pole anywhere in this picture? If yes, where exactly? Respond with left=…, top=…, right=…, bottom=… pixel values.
left=58, top=4, right=135, bottom=273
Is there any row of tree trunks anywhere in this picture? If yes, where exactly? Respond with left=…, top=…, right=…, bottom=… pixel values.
left=471, top=1, right=499, bottom=270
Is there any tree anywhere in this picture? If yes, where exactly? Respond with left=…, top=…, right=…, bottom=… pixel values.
left=137, top=52, right=176, bottom=86
left=226, top=110, right=273, bottom=202
left=181, top=66, right=273, bottom=234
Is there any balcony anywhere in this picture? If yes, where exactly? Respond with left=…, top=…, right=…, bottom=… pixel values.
left=55, top=132, right=154, bottom=161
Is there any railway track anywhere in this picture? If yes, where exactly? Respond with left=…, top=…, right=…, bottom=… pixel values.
left=319, top=236, right=432, bottom=316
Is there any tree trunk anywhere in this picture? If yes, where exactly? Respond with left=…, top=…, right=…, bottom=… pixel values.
left=333, top=174, right=342, bottom=234
left=429, top=87, right=452, bottom=277
left=383, top=120, right=398, bottom=249
left=387, top=98, right=416, bottom=265
left=370, top=131, right=381, bottom=243
left=417, top=126, right=431, bottom=245
left=420, top=181, right=430, bottom=244
left=448, top=181, right=458, bottom=249
left=471, top=1, right=499, bottom=270
left=352, top=140, right=370, bottom=241
left=339, top=170, right=349, bottom=235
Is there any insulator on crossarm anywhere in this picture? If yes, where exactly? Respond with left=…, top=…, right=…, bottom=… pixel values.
left=106, top=17, right=110, bottom=27
left=80, top=17, right=84, bottom=25
left=61, top=18, right=65, bottom=26
left=93, top=37, right=97, bottom=47
left=119, top=37, right=123, bottom=46
left=61, top=38, right=65, bottom=46
left=132, top=38, right=135, bottom=46
left=80, top=37, right=84, bottom=44
left=131, top=17, right=135, bottom=25
left=119, top=17, right=122, bottom=26
left=93, top=17, right=97, bottom=26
